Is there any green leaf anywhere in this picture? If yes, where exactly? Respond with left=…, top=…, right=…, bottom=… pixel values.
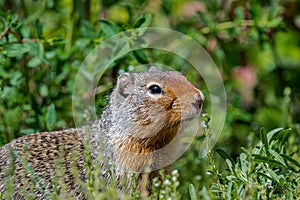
left=9, top=71, right=22, bottom=86
left=269, top=149, right=287, bottom=167
left=256, top=172, right=272, bottom=180
left=10, top=14, right=19, bottom=24
left=269, top=17, right=283, bottom=28
left=99, top=19, right=120, bottom=36
left=260, top=128, right=269, bottom=150
left=39, top=84, right=49, bottom=97
left=27, top=42, right=44, bottom=59
left=46, top=103, right=57, bottom=131
left=35, top=19, right=43, bottom=38
left=10, top=13, right=22, bottom=29
left=189, top=184, right=198, bottom=200
left=274, top=129, right=290, bottom=144
left=225, top=159, right=233, bottom=173
left=253, top=154, right=286, bottom=168
left=133, top=13, right=152, bottom=28
left=267, top=127, right=284, bottom=142
left=201, top=186, right=211, bottom=200
left=239, top=153, right=249, bottom=177
left=226, top=181, right=233, bottom=200
left=280, top=154, right=300, bottom=169
left=241, top=147, right=251, bottom=156
left=131, top=50, right=148, bottom=64
left=28, top=57, right=42, bottom=68
left=216, top=148, right=235, bottom=164
left=256, top=128, right=284, bottom=149
left=5, top=43, right=31, bottom=57
left=81, top=20, right=99, bottom=39
left=267, top=168, right=282, bottom=186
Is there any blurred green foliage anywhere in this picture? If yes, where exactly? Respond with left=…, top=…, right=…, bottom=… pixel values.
left=0, top=0, right=300, bottom=199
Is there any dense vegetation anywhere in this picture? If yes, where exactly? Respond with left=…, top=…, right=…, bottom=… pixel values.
left=0, top=0, right=299, bottom=199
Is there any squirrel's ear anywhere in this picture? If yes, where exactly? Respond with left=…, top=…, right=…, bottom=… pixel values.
left=149, top=66, right=160, bottom=72
left=116, top=73, right=132, bottom=98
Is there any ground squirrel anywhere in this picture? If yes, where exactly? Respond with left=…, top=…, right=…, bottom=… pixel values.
left=0, top=67, right=204, bottom=199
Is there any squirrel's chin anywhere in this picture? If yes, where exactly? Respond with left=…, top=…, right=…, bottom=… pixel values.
left=180, top=113, right=200, bottom=123
left=180, top=108, right=202, bottom=123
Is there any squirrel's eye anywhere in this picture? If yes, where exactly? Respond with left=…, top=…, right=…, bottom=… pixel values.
left=147, top=84, right=163, bottom=94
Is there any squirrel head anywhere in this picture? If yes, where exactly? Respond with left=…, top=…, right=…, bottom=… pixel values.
left=109, top=67, right=204, bottom=139
left=101, top=67, right=205, bottom=172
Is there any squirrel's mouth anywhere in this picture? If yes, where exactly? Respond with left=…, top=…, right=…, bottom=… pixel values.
left=180, top=114, right=200, bottom=123
left=180, top=103, right=203, bottom=123
left=180, top=113, right=201, bottom=124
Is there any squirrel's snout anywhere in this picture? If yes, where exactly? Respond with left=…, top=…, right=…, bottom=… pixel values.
left=181, top=90, right=204, bottom=122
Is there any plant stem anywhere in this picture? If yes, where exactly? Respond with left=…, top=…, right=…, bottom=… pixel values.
left=0, top=27, right=10, bottom=41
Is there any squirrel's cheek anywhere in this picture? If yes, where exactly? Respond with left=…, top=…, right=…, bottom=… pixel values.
left=168, top=111, right=182, bottom=125
left=164, top=102, right=182, bottom=124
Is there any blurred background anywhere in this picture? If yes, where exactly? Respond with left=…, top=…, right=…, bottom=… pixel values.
left=0, top=0, right=299, bottom=198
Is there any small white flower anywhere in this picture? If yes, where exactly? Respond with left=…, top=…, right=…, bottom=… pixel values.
left=164, top=179, right=171, bottom=185
left=118, top=69, right=125, bottom=74
left=128, top=65, right=134, bottom=71
left=172, top=169, right=179, bottom=176
left=206, top=171, right=212, bottom=175
left=172, top=176, right=177, bottom=182
left=201, top=121, right=207, bottom=128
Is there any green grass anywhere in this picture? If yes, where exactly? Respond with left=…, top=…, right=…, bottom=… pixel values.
left=1, top=126, right=299, bottom=199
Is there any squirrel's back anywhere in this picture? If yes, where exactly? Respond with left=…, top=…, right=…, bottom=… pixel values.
left=0, top=128, right=86, bottom=199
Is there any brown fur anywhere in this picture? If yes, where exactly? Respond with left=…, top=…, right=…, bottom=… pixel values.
left=0, top=67, right=204, bottom=199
